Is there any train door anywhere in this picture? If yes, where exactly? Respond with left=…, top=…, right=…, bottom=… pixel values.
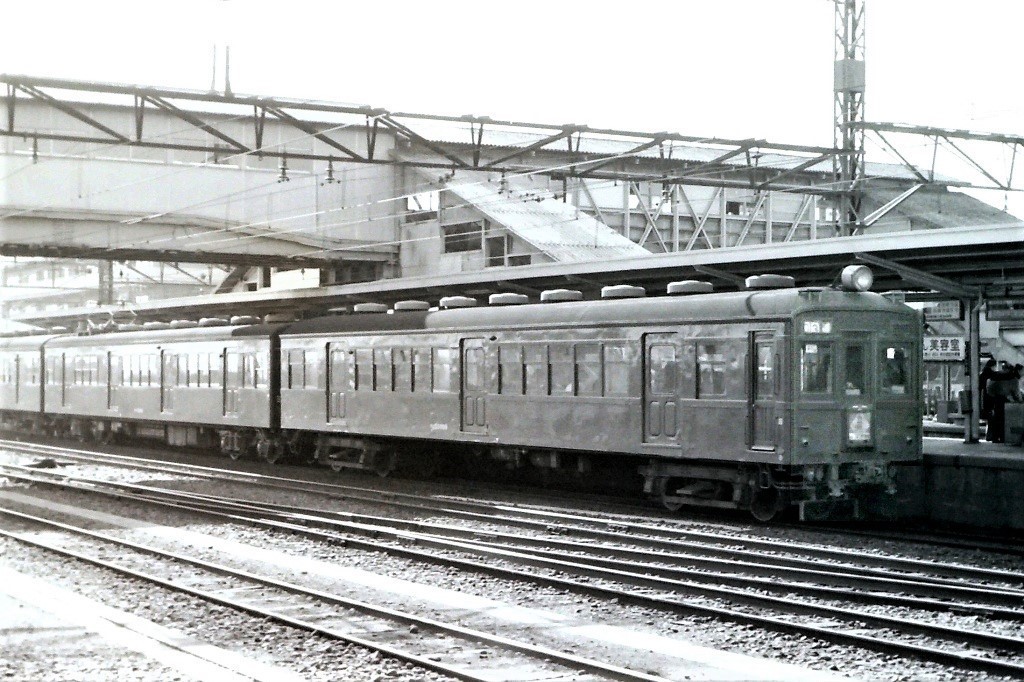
left=643, top=333, right=681, bottom=445
left=223, top=350, right=240, bottom=416
left=749, top=332, right=777, bottom=450
left=327, top=344, right=346, bottom=422
left=461, top=338, right=487, bottom=434
left=161, top=351, right=174, bottom=412
left=13, top=354, right=19, bottom=405
left=60, top=353, right=67, bottom=407
left=107, top=352, right=118, bottom=410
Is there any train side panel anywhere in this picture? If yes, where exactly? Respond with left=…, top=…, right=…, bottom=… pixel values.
left=0, top=336, right=52, bottom=429
left=42, top=328, right=275, bottom=435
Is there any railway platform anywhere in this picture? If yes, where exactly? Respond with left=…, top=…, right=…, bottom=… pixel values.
left=893, top=433, right=1024, bottom=531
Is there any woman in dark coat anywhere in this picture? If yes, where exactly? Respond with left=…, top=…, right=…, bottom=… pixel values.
left=980, top=357, right=997, bottom=421
left=985, top=362, right=1018, bottom=443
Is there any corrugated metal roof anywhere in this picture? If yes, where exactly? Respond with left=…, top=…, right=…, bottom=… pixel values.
left=445, top=179, right=650, bottom=263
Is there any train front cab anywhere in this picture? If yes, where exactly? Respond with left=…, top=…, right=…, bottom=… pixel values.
left=788, top=301, right=922, bottom=521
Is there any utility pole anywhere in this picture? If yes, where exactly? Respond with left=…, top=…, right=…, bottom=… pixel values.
left=834, top=0, right=866, bottom=236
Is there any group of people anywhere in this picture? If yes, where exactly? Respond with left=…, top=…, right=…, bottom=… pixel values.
left=980, top=358, right=1024, bottom=443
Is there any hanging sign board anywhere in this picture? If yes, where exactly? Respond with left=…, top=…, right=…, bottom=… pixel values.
left=923, top=335, right=965, bottom=361
left=924, top=300, right=963, bottom=321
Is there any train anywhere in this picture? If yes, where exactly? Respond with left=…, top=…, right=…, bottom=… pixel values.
left=0, top=265, right=923, bottom=521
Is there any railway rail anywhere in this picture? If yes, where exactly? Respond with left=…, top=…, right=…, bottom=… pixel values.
left=0, top=503, right=668, bottom=681
left=1, top=441, right=1022, bottom=677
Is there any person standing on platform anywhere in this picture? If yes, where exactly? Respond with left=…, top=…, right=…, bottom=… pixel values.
left=985, top=361, right=1017, bottom=443
left=980, top=357, right=997, bottom=422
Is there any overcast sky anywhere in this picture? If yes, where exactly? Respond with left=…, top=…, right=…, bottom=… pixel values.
left=3, top=0, right=1023, bottom=212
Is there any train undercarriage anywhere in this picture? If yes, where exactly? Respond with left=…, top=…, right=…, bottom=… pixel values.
left=1, top=411, right=899, bottom=521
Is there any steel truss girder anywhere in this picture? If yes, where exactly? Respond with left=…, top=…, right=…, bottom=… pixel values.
left=856, top=121, right=1024, bottom=192
left=0, top=73, right=850, bottom=193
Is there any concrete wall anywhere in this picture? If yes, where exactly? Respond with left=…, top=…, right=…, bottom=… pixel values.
left=894, top=447, right=1024, bottom=531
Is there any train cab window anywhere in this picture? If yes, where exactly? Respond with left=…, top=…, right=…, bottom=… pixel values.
left=697, top=343, right=726, bottom=397
left=549, top=344, right=574, bottom=395
left=499, top=345, right=523, bottom=395
left=432, top=347, right=454, bottom=393
left=304, top=351, right=321, bottom=390
left=576, top=344, right=603, bottom=397
left=374, top=349, right=393, bottom=391
left=524, top=345, right=548, bottom=396
left=604, top=344, right=631, bottom=397
left=844, top=345, right=868, bottom=396
left=394, top=349, right=412, bottom=392
left=880, top=344, right=910, bottom=395
left=800, top=342, right=833, bottom=394
left=649, top=344, right=678, bottom=395
left=413, top=348, right=432, bottom=392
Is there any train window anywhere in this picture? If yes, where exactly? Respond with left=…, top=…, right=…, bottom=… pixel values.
left=697, top=343, right=726, bottom=397
left=110, top=355, right=122, bottom=387
left=432, top=347, right=453, bottom=393
left=880, top=344, right=910, bottom=395
left=224, top=352, right=239, bottom=388
left=305, top=351, right=321, bottom=390
left=524, top=345, right=548, bottom=396
left=241, top=354, right=251, bottom=388
left=499, top=345, right=523, bottom=395
left=178, top=355, right=190, bottom=387
left=755, top=344, right=773, bottom=398
left=465, top=347, right=485, bottom=392
left=329, top=349, right=347, bottom=388
left=576, top=344, right=602, bottom=397
left=355, top=349, right=373, bottom=391
left=649, top=344, right=678, bottom=395
left=800, top=342, right=833, bottom=394
left=255, top=353, right=268, bottom=388
left=394, top=348, right=412, bottom=392
left=413, top=348, right=432, bottom=392
left=287, top=349, right=305, bottom=389
left=844, top=345, right=868, bottom=396
left=604, top=344, right=631, bottom=397
left=210, top=354, right=223, bottom=388
left=196, top=353, right=207, bottom=388
left=549, top=344, right=574, bottom=395
left=374, top=349, right=393, bottom=392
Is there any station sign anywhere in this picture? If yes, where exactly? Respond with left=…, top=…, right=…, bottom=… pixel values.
left=923, top=335, right=965, bottom=362
left=924, top=300, right=963, bottom=321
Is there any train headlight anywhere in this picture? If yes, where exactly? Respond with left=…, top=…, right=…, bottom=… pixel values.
left=840, top=265, right=873, bottom=292
left=847, top=409, right=872, bottom=445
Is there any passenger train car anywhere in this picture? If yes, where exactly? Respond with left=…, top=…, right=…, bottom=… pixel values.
left=0, top=266, right=922, bottom=520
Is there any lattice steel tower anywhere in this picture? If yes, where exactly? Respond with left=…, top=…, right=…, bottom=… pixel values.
left=834, top=0, right=866, bottom=235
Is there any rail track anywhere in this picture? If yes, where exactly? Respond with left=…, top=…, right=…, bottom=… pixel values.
left=1, top=439, right=1023, bottom=678
left=0, top=501, right=670, bottom=681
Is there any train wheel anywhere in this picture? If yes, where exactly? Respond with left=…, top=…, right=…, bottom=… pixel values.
left=287, top=432, right=317, bottom=465
left=749, top=485, right=783, bottom=522
left=371, top=449, right=397, bottom=478
left=655, top=478, right=685, bottom=512
left=262, top=439, right=287, bottom=465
